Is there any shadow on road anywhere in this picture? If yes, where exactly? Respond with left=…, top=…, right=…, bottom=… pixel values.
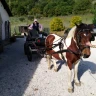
left=78, top=60, right=96, bottom=81
left=0, top=38, right=42, bottom=96
left=56, top=60, right=66, bottom=71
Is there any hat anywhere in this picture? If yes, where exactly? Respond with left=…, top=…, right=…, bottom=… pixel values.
left=34, top=19, right=37, bottom=22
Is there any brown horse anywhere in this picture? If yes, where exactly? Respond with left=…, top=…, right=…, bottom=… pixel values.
left=45, top=23, right=93, bottom=93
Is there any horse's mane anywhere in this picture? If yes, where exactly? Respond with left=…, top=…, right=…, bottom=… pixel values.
left=67, top=26, right=76, bottom=38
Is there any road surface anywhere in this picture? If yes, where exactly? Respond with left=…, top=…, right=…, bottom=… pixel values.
left=0, top=38, right=96, bottom=96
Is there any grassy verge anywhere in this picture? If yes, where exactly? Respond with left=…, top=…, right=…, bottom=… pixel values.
left=10, top=14, right=94, bottom=36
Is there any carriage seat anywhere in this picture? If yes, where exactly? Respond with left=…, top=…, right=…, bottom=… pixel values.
left=29, top=29, right=39, bottom=38
left=26, top=29, right=48, bottom=42
left=26, top=29, right=39, bottom=41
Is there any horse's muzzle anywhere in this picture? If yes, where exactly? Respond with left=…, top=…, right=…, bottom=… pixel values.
left=83, top=54, right=90, bottom=58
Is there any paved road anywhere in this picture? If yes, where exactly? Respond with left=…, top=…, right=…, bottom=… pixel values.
left=0, top=38, right=96, bottom=96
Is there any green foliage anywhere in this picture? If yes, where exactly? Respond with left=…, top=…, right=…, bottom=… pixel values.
left=14, top=26, right=21, bottom=36
left=19, top=17, right=25, bottom=22
left=92, top=17, right=96, bottom=25
left=6, top=0, right=94, bottom=17
left=50, top=17, right=64, bottom=31
left=92, top=13, right=96, bottom=25
left=30, top=7, right=41, bottom=15
left=73, top=0, right=92, bottom=14
left=27, top=15, right=34, bottom=20
left=70, top=16, right=82, bottom=28
left=43, top=2, right=56, bottom=17
left=35, top=14, right=42, bottom=19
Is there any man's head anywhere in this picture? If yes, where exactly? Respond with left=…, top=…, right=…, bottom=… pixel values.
left=34, top=19, right=37, bottom=22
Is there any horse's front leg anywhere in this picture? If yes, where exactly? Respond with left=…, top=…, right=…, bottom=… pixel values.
left=74, top=60, right=81, bottom=86
left=52, top=59, right=58, bottom=72
left=47, top=55, right=51, bottom=70
left=67, top=62, right=73, bottom=93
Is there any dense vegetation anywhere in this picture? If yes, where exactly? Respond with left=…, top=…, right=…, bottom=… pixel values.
left=6, top=0, right=96, bottom=17
left=7, top=0, right=96, bottom=35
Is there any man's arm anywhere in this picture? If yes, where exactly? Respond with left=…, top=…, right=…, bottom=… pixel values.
left=28, top=24, right=33, bottom=30
left=39, top=24, right=43, bottom=31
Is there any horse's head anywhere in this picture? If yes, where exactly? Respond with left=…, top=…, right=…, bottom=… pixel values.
left=75, top=23, right=93, bottom=58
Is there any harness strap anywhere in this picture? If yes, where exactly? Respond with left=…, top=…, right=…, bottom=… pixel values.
left=59, top=42, right=65, bottom=60
left=51, top=49, right=81, bottom=55
left=45, top=42, right=62, bottom=51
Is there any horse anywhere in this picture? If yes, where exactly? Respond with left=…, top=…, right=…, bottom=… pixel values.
left=45, top=23, right=94, bottom=93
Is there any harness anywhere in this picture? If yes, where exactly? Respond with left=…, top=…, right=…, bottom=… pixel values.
left=45, top=37, right=81, bottom=60
left=45, top=28, right=92, bottom=60
left=76, top=28, right=91, bottom=52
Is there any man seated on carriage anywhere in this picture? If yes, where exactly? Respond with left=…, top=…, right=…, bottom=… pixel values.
left=28, top=19, right=43, bottom=32
left=28, top=19, right=47, bottom=38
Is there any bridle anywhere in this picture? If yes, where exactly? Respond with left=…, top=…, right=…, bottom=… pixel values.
left=76, top=28, right=92, bottom=53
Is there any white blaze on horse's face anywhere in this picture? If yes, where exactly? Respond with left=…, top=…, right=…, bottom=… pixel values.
left=78, top=31, right=92, bottom=58
left=83, top=33, right=87, bottom=36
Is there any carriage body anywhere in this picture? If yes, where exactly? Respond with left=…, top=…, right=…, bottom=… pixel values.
left=24, top=29, right=47, bottom=61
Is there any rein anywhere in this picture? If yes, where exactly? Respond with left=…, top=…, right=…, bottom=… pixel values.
left=51, top=48, right=81, bottom=55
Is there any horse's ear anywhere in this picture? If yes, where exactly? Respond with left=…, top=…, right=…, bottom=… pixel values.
left=75, top=23, right=79, bottom=27
left=87, top=24, right=95, bottom=31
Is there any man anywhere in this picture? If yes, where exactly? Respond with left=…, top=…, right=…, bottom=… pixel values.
left=28, top=19, right=43, bottom=32
left=28, top=19, right=47, bottom=38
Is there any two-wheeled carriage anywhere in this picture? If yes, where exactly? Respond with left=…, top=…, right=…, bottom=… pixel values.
left=24, top=29, right=47, bottom=61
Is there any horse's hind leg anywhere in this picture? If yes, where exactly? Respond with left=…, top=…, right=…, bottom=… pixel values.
left=47, top=55, right=51, bottom=70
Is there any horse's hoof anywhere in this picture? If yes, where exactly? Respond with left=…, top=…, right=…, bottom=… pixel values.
left=48, top=67, right=51, bottom=70
left=75, top=82, right=81, bottom=86
left=54, top=69, right=57, bottom=72
left=68, top=88, right=73, bottom=93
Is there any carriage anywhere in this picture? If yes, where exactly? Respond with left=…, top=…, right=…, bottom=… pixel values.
left=24, top=29, right=48, bottom=61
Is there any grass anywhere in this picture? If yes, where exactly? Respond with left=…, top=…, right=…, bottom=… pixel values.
left=10, top=14, right=94, bottom=36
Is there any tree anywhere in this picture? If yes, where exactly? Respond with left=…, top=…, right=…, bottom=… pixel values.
left=43, top=2, right=56, bottom=17
left=73, top=0, right=92, bottom=14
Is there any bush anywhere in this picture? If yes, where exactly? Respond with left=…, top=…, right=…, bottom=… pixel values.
left=28, top=15, right=34, bottom=20
left=19, top=17, right=25, bottom=22
left=14, top=26, right=21, bottom=36
left=70, top=16, right=82, bottom=28
left=92, top=12, right=96, bottom=25
left=35, top=14, right=42, bottom=19
left=50, top=17, right=64, bottom=31
left=92, top=17, right=96, bottom=25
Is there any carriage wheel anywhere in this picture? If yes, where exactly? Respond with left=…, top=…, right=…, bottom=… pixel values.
left=27, top=46, right=32, bottom=61
left=24, top=42, right=28, bottom=55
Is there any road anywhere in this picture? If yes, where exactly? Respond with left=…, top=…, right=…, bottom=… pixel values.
left=0, top=38, right=96, bottom=96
